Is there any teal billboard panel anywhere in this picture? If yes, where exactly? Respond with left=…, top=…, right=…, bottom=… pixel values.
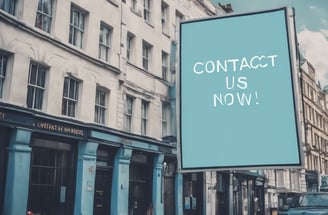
left=179, top=7, right=302, bottom=171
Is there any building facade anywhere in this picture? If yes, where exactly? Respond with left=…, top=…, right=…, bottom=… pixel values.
left=301, top=60, right=328, bottom=192
left=0, top=0, right=238, bottom=215
left=263, top=59, right=328, bottom=214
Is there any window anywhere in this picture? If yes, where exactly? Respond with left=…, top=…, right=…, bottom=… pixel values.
left=141, top=100, right=149, bottom=135
left=95, top=87, right=107, bottom=124
left=124, top=95, right=134, bottom=132
left=162, top=102, right=169, bottom=137
left=276, top=170, right=285, bottom=188
left=291, top=171, right=300, bottom=190
left=162, top=51, right=169, bottom=81
left=175, top=11, right=184, bottom=40
left=0, top=53, right=8, bottom=98
left=142, top=40, right=152, bottom=71
left=131, top=0, right=137, bottom=11
left=69, top=6, right=86, bottom=48
left=127, top=32, right=135, bottom=62
left=161, top=1, right=169, bottom=33
left=62, top=76, right=79, bottom=117
left=35, top=0, right=53, bottom=33
left=99, top=23, right=112, bottom=62
left=0, top=0, right=15, bottom=15
left=27, top=63, right=46, bottom=110
left=143, top=0, right=151, bottom=23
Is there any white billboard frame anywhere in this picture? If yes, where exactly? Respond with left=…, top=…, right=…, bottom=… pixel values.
left=177, top=7, right=304, bottom=173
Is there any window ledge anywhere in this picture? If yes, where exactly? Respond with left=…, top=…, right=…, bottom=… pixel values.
left=145, top=21, right=154, bottom=28
left=162, top=31, right=170, bottom=39
left=130, top=7, right=142, bottom=17
left=106, top=0, right=119, bottom=7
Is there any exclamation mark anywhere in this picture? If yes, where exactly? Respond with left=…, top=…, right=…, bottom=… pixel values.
left=255, top=91, right=259, bottom=104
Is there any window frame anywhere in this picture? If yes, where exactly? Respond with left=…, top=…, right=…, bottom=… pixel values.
left=143, top=0, right=151, bottom=23
left=62, top=76, right=80, bottom=117
left=0, top=0, right=16, bottom=15
left=131, top=0, right=137, bottom=11
left=26, top=62, right=47, bottom=110
left=95, top=86, right=108, bottom=124
left=161, top=102, right=169, bottom=137
left=99, top=22, right=112, bottom=62
left=127, top=32, right=135, bottom=62
left=175, top=10, right=184, bottom=40
left=124, top=95, right=134, bottom=132
left=0, top=52, right=8, bottom=99
left=141, top=100, right=149, bottom=135
left=69, top=5, right=86, bottom=48
left=162, top=51, right=169, bottom=81
left=161, top=1, right=169, bottom=34
left=35, top=0, right=53, bottom=33
left=142, top=40, right=152, bottom=71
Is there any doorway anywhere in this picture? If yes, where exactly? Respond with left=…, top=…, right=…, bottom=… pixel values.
left=93, top=146, right=115, bottom=215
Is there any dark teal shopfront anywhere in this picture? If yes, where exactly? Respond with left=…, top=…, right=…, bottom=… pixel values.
left=0, top=103, right=178, bottom=215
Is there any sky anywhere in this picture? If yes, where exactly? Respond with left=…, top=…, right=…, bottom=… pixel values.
left=212, top=0, right=328, bottom=87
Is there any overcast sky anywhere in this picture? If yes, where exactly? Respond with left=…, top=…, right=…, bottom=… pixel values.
left=212, top=0, right=328, bottom=87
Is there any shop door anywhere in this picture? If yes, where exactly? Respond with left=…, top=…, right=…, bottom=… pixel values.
left=27, top=138, right=76, bottom=215
left=0, top=127, right=10, bottom=213
left=129, top=152, right=152, bottom=215
left=164, top=161, right=176, bottom=215
left=94, top=169, right=112, bottom=214
left=93, top=146, right=115, bottom=215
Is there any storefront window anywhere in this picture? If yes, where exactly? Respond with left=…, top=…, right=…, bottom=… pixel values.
left=27, top=138, right=76, bottom=215
left=183, top=173, right=203, bottom=215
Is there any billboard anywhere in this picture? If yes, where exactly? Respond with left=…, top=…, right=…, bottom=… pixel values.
left=178, top=7, right=303, bottom=171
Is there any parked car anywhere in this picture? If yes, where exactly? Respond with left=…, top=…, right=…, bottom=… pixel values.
left=278, top=192, right=328, bottom=215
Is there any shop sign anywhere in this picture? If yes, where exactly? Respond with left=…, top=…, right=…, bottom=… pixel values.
left=34, top=119, right=86, bottom=138
left=178, top=7, right=303, bottom=171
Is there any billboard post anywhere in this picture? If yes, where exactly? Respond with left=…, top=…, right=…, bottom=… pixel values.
left=178, top=7, right=303, bottom=172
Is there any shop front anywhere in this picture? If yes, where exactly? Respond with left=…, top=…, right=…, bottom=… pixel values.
left=0, top=103, right=177, bottom=215
left=233, top=172, right=264, bottom=215
left=215, top=171, right=265, bottom=215
left=183, top=172, right=203, bottom=215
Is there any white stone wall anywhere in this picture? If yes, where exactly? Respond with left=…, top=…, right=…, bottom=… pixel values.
left=0, top=0, right=221, bottom=140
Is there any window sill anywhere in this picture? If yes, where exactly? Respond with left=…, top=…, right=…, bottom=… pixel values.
left=130, top=7, right=142, bottom=17
left=162, top=31, right=170, bottom=39
left=145, top=21, right=154, bottom=28
left=106, top=0, right=119, bottom=7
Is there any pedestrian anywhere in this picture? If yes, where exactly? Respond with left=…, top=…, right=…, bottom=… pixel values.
left=146, top=203, right=153, bottom=215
